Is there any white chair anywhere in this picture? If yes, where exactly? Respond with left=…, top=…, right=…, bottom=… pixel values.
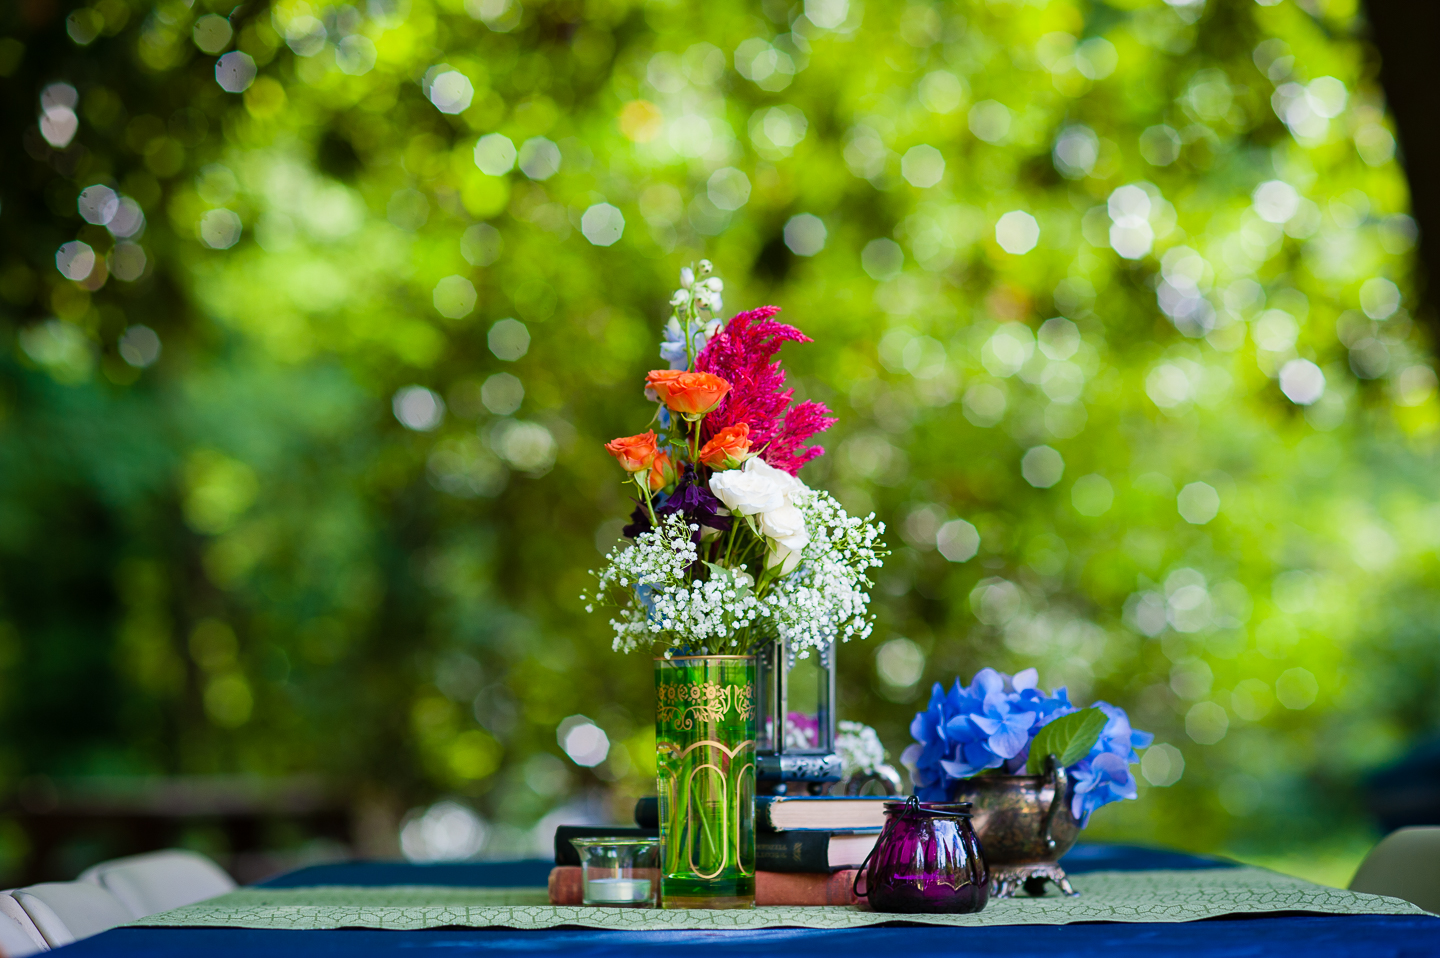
left=1349, top=826, right=1440, bottom=914
left=78, top=849, right=235, bottom=919
left=0, top=895, right=46, bottom=956
left=11, top=882, right=131, bottom=948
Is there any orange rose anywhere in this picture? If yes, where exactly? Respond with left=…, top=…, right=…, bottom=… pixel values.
left=648, top=450, right=680, bottom=491
left=643, top=369, right=683, bottom=402
left=645, top=370, right=731, bottom=417
left=698, top=423, right=752, bottom=470
left=605, top=431, right=659, bottom=473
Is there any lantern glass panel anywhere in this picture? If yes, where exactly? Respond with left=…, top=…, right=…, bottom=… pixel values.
left=784, top=650, right=831, bottom=753
left=757, top=640, right=780, bottom=753
left=756, top=640, right=835, bottom=757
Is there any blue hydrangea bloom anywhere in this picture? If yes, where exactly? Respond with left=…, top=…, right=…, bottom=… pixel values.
left=970, top=693, right=1037, bottom=760
left=902, top=669, right=1151, bottom=824
left=1067, top=701, right=1155, bottom=825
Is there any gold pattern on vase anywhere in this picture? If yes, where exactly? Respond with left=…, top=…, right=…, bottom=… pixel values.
left=656, top=682, right=755, bottom=728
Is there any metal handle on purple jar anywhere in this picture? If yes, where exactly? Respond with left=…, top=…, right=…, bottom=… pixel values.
left=852, top=844, right=874, bottom=899
left=1042, top=754, right=1068, bottom=851
left=852, top=794, right=917, bottom=898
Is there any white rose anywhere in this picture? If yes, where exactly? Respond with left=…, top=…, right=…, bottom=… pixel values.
left=709, top=456, right=797, bottom=515
left=759, top=503, right=809, bottom=553
left=746, top=456, right=806, bottom=507
left=761, top=505, right=808, bottom=574
left=767, top=540, right=803, bottom=574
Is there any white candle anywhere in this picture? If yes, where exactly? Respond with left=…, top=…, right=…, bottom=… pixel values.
left=584, top=876, right=653, bottom=905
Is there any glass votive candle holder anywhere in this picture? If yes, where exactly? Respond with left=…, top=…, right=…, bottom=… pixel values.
left=569, top=837, right=659, bottom=907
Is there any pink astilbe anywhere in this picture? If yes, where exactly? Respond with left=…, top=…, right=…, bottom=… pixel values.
left=696, top=306, right=837, bottom=476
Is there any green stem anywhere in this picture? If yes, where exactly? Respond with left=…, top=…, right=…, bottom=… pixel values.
left=637, top=475, right=658, bottom=527
left=683, top=276, right=698, bottom=370
left=667, top=785, right=686, bottom=873
left=700, top=795, right=721, bottom=867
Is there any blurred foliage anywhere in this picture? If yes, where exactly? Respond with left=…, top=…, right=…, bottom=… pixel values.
left=0, top=0, right=1435, bottom=872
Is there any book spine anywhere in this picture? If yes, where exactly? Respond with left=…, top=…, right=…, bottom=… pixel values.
left=634, top=796, right=658, bottom=829
left=754, top=795, right=890, bottom=832
left=755, top=831, right=833, bottom=873
left=555, top=826, right=658, bottom=866
left=549, top=866, right=578, bottom=905
left=548, top=867, right=860, bottom=907
left=758, top=870, right=861, bottom=906
left=756, top=795, right=778, bottom=831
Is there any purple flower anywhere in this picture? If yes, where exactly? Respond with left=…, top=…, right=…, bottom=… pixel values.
left=622, top=473, right=734, bottom=541
left=656, top=473, right=732, bottom=535
left=622, top=500, right=652, bottom=539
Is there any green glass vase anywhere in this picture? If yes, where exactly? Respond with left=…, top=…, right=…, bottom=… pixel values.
left=654, top=655, right=756, bottom=909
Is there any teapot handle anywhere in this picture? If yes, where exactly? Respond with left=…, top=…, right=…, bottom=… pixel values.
left=1041, top=754, right=1068, bottom=852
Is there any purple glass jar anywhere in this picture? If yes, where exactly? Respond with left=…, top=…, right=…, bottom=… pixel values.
left=853, top=796, right=989, bottom=914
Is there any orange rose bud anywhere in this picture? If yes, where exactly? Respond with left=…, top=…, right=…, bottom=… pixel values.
left=648, top=450, right=680, bottom=491
left=605, top=431, right=659, bottom=473
left=645, top=370, right=731, bottom=417
left=698, top=423, right=752, bottom=470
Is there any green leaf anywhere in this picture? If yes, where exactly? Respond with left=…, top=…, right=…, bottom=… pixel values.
left=1026, top=708, right=1109, bottom=775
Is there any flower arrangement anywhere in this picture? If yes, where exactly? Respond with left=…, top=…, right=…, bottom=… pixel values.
left=901, top=667, right=1153, bottom=825
left=582, top=262, right=887, bottom=658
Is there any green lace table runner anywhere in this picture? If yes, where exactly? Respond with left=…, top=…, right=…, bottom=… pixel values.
left=132, top=868, right=1427, bottom=931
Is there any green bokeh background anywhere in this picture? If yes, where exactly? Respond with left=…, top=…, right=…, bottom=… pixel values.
left=0, top=0, right=1433, bottom=886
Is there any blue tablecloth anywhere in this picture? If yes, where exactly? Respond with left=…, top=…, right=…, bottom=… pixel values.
left=54, top=916, right=1440, bottom=957
left=55, top=846, right=1440, bottom=956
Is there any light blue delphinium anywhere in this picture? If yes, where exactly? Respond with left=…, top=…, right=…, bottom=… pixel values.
left=659, top=316, right=721, bottom=369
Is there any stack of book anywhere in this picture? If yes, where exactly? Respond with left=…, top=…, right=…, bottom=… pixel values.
left=550, top=794, right=891, bottom=906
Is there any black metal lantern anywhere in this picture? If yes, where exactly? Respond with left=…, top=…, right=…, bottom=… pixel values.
left=755, top=638, right=841, bottom=794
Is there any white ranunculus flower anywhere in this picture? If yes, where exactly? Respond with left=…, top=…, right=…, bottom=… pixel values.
left=709, top=456, right=800, bottom=515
